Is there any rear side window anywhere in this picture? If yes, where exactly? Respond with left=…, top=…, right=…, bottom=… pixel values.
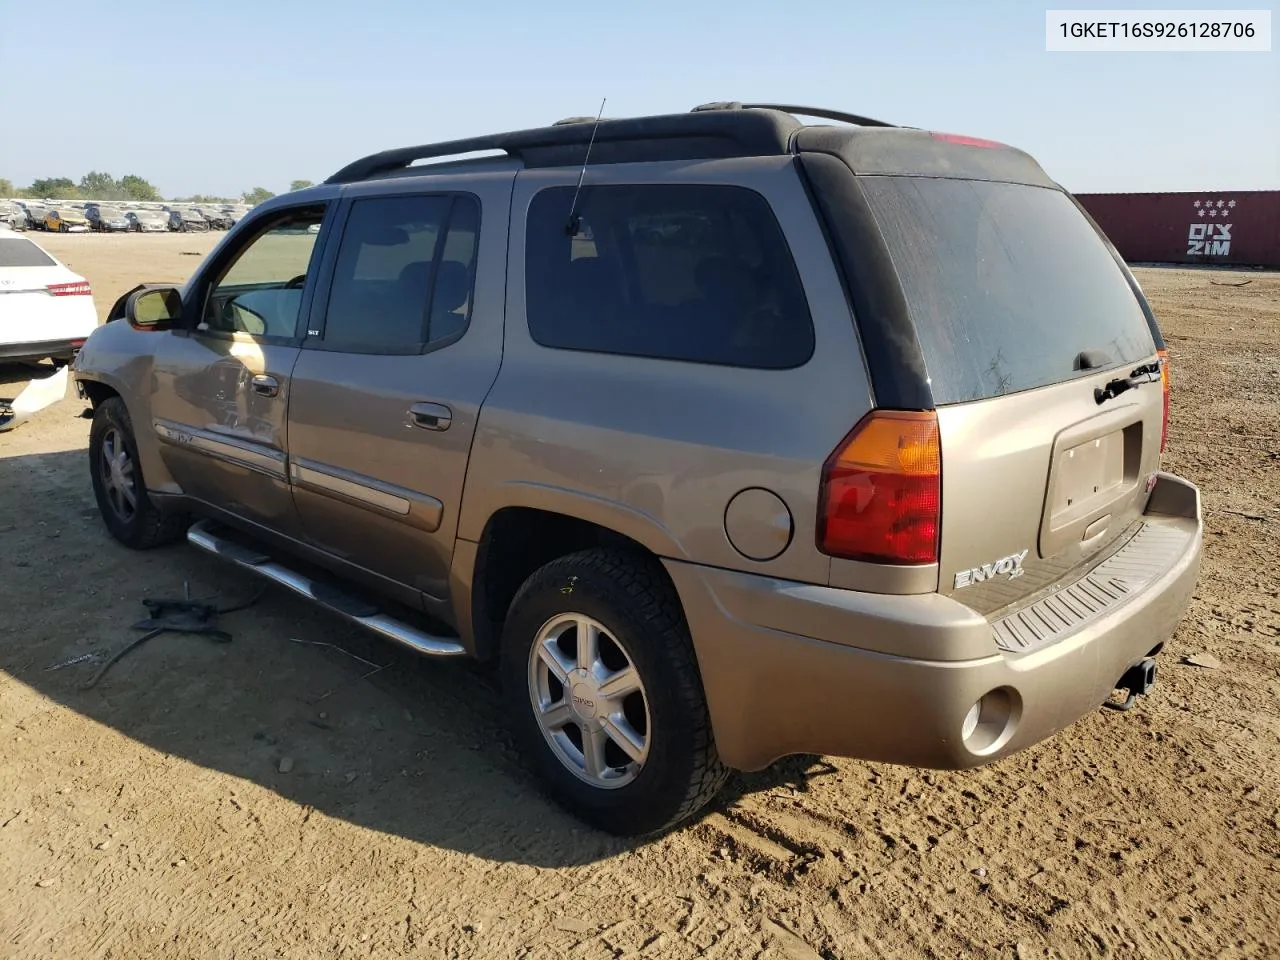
left=525, top=184, right=814, bottom=369
left=860, top=178, right=1155, bottom=404
left=321, top=194, right=479, bottom=353
left=0, top=238, right=56, bottom=267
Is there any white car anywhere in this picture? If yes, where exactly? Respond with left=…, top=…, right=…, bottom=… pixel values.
left=0, top=233, right=98, bottom=365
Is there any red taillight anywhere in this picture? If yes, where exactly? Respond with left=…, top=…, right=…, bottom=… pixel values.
left=818, top=410, right=941, bottom=565
left=929, top=131, right=1006, bottom=149
left=1158, top=348, right=1170, bottom=453
left=47, top=281, right=92, bottom=297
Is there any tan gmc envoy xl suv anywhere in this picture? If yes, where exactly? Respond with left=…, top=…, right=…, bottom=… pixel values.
left=73, top=103, right=1203, bottom=835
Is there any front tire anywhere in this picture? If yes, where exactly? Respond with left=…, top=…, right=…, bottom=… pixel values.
left=500, top=548, right=728, bottom=836
left=89, top=397, right=189, bottom=549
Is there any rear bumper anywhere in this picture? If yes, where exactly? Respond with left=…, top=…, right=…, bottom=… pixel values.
left=666, top=472, right=1203, bottom=772
left=0, top=338, right=85, bottom=363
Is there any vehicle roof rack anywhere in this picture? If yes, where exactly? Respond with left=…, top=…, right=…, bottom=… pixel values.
left=324, top=110, right=800, bottom=184
left=552, top=115, right=618, bottom=126
left=324, top=103, right=901, bottom=185
left=691, top=101, right=897, bottom=128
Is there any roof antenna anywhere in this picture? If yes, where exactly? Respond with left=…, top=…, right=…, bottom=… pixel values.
left=565, top=97, right=606, bottom=237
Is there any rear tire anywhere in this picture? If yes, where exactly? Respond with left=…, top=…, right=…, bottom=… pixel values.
left=500, top=548, right=729, bottom=836
left=89, top=397, right=189, bottom=549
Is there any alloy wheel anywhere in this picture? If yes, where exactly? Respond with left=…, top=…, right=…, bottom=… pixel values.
left=99, top=427, right=138, bottom=523
left=527, top=613, right=651, bottom=789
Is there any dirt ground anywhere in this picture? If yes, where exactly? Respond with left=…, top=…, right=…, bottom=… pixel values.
left=1, top=234, right=1278, bottom=959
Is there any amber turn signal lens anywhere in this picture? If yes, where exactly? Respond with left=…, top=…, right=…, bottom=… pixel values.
left=818, top=410, right=941, bottom=565
left=1157, top=348, right=1170, bottom=453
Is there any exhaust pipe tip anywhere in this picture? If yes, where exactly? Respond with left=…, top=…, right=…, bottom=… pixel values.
left=1103, top=657, right=1158, bottom=712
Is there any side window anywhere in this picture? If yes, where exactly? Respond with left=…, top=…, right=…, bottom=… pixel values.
left=525, top=184, right=814, bottom=369
left=200, top=206, right=325, bottom=338
left=319, top=194, right=480, bottom=353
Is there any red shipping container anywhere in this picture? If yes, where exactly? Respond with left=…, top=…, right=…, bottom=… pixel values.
left=1074, top=191, right=1280, bottom=268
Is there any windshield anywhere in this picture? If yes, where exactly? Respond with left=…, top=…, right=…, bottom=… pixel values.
left=0, top=238, right=57, bottom=267
left=860, top=177, right=1155, bottom=404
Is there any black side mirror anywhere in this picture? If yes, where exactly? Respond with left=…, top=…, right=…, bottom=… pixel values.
left=127, top=287, right=185, bottom=330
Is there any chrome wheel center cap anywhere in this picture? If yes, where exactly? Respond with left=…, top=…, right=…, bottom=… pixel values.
left=569, top=670, right=601, bottom=722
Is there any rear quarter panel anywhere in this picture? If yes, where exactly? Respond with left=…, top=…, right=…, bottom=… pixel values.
left=459, top=157, right=872, bottom=586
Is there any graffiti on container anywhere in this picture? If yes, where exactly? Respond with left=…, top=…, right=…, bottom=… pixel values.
left=1188, top=222, right=1232, bottom=256
left=1188, top=198, right=1237, bottom=256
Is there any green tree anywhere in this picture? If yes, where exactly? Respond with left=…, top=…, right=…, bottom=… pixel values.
left=175, top=194, right=235, bottom=204
left=29, top=177, right=77, bottom=199
left=289, top=179, right=315, bottom=192
left=119, top=174, right=160, bottom=202
left=79, top=171, right=121, bottom=198
left=243, top=187, right=275, bottom=205
left=0, top=178, right=14, bottom=198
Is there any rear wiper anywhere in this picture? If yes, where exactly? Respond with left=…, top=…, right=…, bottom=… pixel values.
left=1095, top=360, right=1161, bottom=405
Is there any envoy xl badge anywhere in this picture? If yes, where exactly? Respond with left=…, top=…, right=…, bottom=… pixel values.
left=954, top=549, right=1030, bottom=589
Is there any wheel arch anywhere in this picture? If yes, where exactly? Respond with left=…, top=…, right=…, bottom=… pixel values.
left=78, top=370, right=181, bottom=498
left=461, top=505, right=685, bottom=663
left=77, top=375, right=121, bottom=410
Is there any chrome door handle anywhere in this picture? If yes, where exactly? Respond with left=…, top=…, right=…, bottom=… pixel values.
left=250, top=375, right=280, bottom=398
left=409, top=402, right=452, bottom=431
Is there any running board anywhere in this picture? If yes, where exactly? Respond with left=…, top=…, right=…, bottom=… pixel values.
left=186, top=519, right=466, bottom=658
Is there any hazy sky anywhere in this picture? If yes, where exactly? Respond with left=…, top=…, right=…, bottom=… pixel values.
left=4, top=0, right=1277, bottom=197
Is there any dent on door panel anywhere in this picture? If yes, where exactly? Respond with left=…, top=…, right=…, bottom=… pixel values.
left=149, top=332, right=301, bottom=534
left=153, top=419, right=287, bottom=480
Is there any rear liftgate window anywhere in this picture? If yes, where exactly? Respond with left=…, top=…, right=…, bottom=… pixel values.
left=859, top=178, right=1155, bottom=404
left=525, top=184, right=814, bottom=369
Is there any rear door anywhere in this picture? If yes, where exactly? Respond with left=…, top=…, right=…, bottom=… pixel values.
left=858, top=177, right=1163, bottom=613
left=285, top=173, right=509, bottom=619
left=148, top=202, right=330, bottom=538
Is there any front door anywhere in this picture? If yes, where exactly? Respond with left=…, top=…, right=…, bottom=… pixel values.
left=286, top=181, right=507, bottom=619
left=149, top=204, right=330, bottom=539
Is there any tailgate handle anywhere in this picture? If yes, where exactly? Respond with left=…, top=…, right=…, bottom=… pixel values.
left=1082, top=514, right=1111, bottom=543
left=410, top=402, right=452, bottom=431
